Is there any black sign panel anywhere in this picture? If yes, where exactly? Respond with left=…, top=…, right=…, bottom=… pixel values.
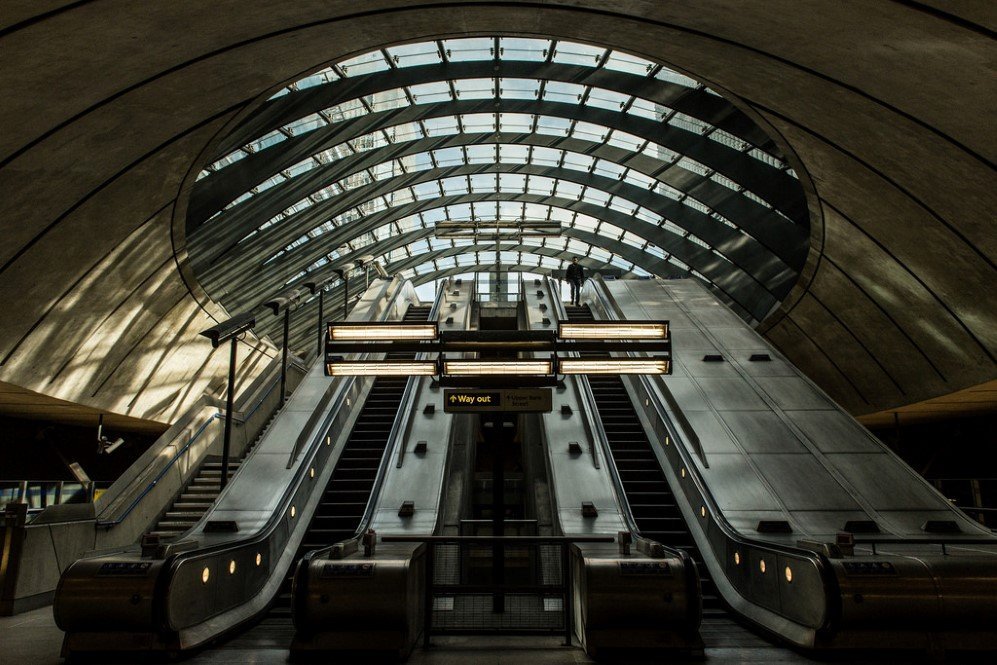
left=444, top=388, right=552, bottom=413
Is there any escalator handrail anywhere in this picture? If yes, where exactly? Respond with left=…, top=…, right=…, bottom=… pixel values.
left=300, top=280, right=449, bottom=566
left=359, top=282, right=448, bottom=530
left=150, top=278, right=416, bottom=629
left=586, top=274, right=840, bottom=631
left=544, top=277, right=658, bottom=550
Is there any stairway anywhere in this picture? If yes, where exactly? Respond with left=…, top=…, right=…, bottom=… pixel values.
left=147, top=411, right=280, bottom=540
left=563, top=304, right=724, bottom=617
left=269, top=303, right=433, bottom=616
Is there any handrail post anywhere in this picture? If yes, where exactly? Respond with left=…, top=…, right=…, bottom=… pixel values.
left=280, top=308, right=290, bottom=403
left=316, top=289, right=325, bottom=357
left=220, top=336, right=237, bottom=491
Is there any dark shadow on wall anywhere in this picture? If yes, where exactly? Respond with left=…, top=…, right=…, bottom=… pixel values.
left=0, top=415, right=163, bottom=482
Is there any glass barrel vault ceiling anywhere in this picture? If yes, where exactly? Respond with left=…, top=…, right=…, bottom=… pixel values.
left=185, top=37, right=810, bottom=348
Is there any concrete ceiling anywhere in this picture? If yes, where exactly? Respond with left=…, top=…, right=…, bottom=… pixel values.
left=0, top=1, right=993, bottom=424
left=0, top=380, right=169, bottom=434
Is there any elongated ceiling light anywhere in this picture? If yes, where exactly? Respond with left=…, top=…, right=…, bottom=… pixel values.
left=443, top=360, right=553, bottom=376
left=559, top=358, right=671, bottom=375
left=558, top=322, right=668, bottom=340
left=328, top=323, right=438, bottom=341
left=326, top=361, right=437, bottom=376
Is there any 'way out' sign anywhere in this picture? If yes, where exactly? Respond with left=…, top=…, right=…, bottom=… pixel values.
left=443, top=388, right=552, bottom=413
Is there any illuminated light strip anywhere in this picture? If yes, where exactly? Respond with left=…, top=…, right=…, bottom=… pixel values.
left=443, top=360, right=553, bottom=376
left=326, top=361, right=437, bottom=376
left=559, top=358, right=671, bottom=375
left=558, top=322, right=668, bottom=340
left=328, top=324, right=438, bottom=341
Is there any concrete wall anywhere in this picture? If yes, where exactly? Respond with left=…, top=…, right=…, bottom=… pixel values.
left=0, top=2, right=993, bottom=422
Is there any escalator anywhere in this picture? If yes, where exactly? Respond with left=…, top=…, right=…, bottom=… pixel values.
left=564, top=304, right=723, bottom=617
left=271, top=304, right=433, bottom=616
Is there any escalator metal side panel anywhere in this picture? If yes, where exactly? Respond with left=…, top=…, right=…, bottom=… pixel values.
left=521, top=283, right=626, bottom=536
left=369, top=282, right=474, bottom=535
left=54, top=278, right=420, bottom=654
left=586, top=277, right=997, bottom=651
left=529, top=279, right=702, bottom=655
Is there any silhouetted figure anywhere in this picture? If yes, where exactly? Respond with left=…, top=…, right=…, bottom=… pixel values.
left=566, top=258, right=585, bottom=305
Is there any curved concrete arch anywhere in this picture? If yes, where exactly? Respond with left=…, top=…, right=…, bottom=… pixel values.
left=0, top=3, right=992, bottom=422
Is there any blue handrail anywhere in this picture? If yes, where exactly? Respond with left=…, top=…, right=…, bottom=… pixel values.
left=95, top=413, right=222, bottom=528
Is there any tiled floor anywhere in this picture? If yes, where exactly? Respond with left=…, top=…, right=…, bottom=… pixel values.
left=0, top=606, right=985, bottom=664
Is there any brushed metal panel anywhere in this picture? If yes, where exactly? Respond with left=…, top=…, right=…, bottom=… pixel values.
left=682, top=410, right=740, bottom=453
left=658, top=377, right=711, bottom=411
left=717, top=411, right=807, bottom=453
left=786, top=411, right=882, bottom=454
left=824, top=454, right=946, bottom=510
left=723, top=510, right=791, bottom=535
left=688, top=306, right=745, bottom=328
left=683, top=356, right=739, bottom=378
left=788, top=511, right=875, bottom=537
left=699, top=454, right=781, bottom=512
left=755, top=376, right=832, bottom=411
left=697, top=377, right=768, bottom=411
left=875, top=510, right=978, bottom=536
left=737, top=354, right=798, bottom=377
left=752, top=454, right=861, bottom=511
left=710, top=325, right=766, bottom=350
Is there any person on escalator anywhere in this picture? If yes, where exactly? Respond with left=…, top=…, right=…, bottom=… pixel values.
left=566, top=258, right=585, bottom=306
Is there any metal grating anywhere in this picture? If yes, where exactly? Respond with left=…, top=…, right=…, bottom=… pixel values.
left=428, top=542, right=567, bottom=633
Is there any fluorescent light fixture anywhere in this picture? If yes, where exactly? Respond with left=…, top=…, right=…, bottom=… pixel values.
left=559, top=358, right=671, bottom=375
left=434, top=220, right=561, bottom=239
left=326, top=361, right=437, bottom=376
left=443, top=360, right=553, bottom=376
left=328, top=323, right=438, bottom=341
left=558, top=322, right=668, bottom=340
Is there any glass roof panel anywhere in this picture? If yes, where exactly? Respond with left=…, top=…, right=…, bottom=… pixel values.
left=386, top=42, right=442, bottom=68
left=543, top=80, right=585, bottom=103
left=410, top=80, right=453, bottom=103
left=339, top=51, right=390, bottom=77
left=500, top=78, right=538, bottom=99
left=499, top=37, right=551, bottom=61
left=587, top=88, right=630, bottom=112
left=552, top=42, right=606, bottom=66
left=535, top=115, right=570, bottom=136
left=442, top=37, right=495, bottom=61
left=604, top=51, right=655, bottom=76
left=453, top=78, right=494, bottom=99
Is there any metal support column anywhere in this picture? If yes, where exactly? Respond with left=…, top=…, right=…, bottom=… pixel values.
left=343, top=273, right=349, bottom=319
left=485, top=415, right=506, bottom=613
left=316, top=289, right=324, bottom=356
left=220, top=336, right=237, bottom=491
left=280, top=308, right=290, bottom=402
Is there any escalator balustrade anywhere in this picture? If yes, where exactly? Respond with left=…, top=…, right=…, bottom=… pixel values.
left=564, top=304, right=724, bottom=616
